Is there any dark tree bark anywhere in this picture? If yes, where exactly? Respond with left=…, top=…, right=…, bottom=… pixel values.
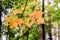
left=0, top=0, right=2, bottom=37
left=40, top=0, right=45, bottom=40
left=40, top=24, right=45, bottom=40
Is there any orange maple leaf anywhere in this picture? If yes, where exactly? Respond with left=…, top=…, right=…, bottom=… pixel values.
left=9, top=18, right=23, bottom=28
left=35, top=18, right=44, bottom=24
left=31, top=10, right=43, bottom=18
left=25, top=18, right=34, bottom=27
left=9, top=19, right=18, bottom=28
left=30, top=10, right=44, bottom=24
left=17, top=18, right=23, bottom=25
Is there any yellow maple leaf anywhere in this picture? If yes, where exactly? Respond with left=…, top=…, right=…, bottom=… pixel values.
left=11, top=9, right=21, bottom=15
left=31, top=2, right=38, bottom=5
left=4, top=17, right=12, bottom=22
left=20, top=6, right=29, bottom=11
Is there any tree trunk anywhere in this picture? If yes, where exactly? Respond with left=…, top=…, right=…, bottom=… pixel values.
left=40, top=0, right=45, bottom=40
left=40, top=24, right=45, bottom=40
left=0, top=0, right=2, bottom=37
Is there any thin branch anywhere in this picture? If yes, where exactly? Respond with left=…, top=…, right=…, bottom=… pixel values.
left=20, top=28, right=30, bottom=37
left=21, top=0, right=28, bottom=18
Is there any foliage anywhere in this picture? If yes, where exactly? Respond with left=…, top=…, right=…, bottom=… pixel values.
left=3, top=0, right=44, bottom=40
left=2, top=0, right=60, bottom=40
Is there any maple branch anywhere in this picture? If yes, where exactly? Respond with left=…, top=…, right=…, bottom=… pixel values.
left=20, top=0, right=29, bottom=40
left=23, top=0, right=29, bottom=40
left=20, top=28, right=30, bottom=37
left=21, top=0, right=28, bottom=18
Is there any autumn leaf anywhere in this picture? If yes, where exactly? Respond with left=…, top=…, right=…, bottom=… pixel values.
left=11, top=6, right=29, bottom=15
left=9, top=18, right=23, bottom=28
left=17, top=18, right=23, bottom=25
left=4, top=17, right=12, bottom=22
left=9, top=19, right=18, bottom=28
left=19, top=24, right=26, bottom=29
left=10, top=22, right=17, bottom=28
left=25, top=18, right=34, bottom=27
left=30, top=10, right=44, bottom=24
left=31, top=10, right=43, bottom=18
left=9, top=18, right=18, bottom=28
left=30, top=17, right=35, bottom=21
left=20, top=6, right=29, bottom=11
left=11, top=9, right=21, bottom=15
left=26, top=21, right=34, bottom=27
left=31, top=2, right=38, bottom=6
left=35, top=18, right=44, bottom=24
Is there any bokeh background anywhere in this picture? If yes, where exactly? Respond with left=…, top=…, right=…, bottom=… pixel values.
left=0, top=0, right=60, bottom=40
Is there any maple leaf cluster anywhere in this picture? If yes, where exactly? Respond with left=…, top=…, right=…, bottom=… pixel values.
left=4, top=1, right=44, bottom=29
left=4, top=10, right=44, bottom=29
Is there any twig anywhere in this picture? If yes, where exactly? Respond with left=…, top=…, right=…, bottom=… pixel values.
left=22, top=0, right=29, bottom=40
left=21, top=0, right=28, bottom=18
left=20, top=28, right=30, bottom=38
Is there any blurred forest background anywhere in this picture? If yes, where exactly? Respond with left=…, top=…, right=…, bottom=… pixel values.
left=0, top=0, right=60, bottom=40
